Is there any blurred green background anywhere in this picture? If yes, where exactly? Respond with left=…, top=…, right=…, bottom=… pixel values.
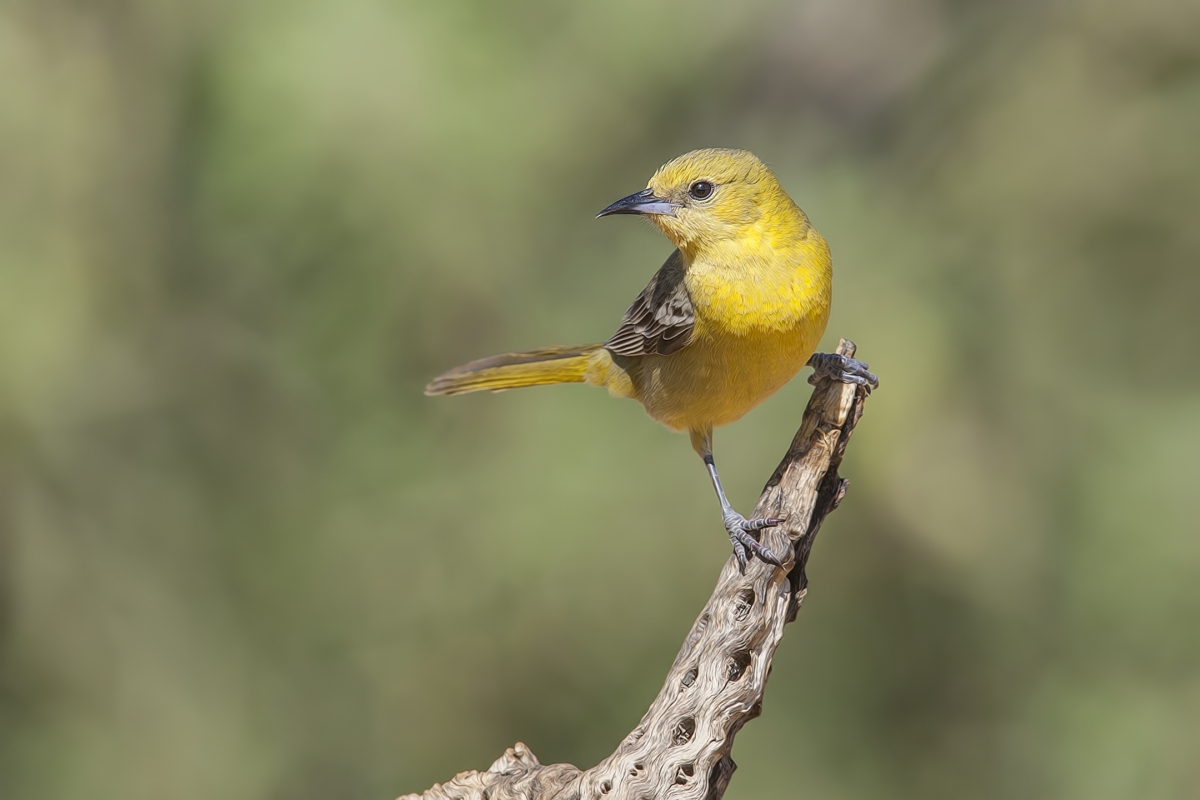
left=2, top=1, right=1199, bottom=798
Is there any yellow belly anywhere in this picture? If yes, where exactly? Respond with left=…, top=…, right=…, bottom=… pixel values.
left=641, top=326, right=821, bottom=430
left=590, top=310, right=825, bottom=432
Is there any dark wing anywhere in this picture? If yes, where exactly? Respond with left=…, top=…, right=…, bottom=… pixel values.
left=605, top=249, right=695, bottom=357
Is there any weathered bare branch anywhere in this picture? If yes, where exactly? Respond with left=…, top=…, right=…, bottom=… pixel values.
left=402, top=338, right=871, bottom=800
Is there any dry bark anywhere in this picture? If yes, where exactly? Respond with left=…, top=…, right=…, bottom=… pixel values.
left=401, top=338, right=871, bottom=800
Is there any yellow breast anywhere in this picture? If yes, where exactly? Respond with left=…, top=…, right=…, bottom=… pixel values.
left=626, top=232, right=832, bottom=431
left=684, top=230, right=831, bottom=338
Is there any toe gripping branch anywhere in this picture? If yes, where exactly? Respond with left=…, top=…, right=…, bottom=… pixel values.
left=723, top=509, right=785, bottom=574
left=807, top=351, right=879, bottom=392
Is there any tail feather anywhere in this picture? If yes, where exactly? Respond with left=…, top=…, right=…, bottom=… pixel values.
left=425, top=344, right=603, bottom=396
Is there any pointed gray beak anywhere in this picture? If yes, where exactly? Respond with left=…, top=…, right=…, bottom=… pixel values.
left=596, top=188, right=679, bottom=218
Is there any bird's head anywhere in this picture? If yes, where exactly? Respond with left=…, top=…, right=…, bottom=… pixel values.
left=597, top=148, right=804, bottom=253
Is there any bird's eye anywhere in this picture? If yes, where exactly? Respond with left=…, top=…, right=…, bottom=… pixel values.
left=688, top=181, right=714, bottom=200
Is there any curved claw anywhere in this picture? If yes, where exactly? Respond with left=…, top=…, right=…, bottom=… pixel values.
left=724, top=513, right=785, bottom=573
left=807, top=352, right=879, bottom=393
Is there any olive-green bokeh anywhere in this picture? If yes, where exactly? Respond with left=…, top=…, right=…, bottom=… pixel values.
left=2, top=1, right=1198, bottom=798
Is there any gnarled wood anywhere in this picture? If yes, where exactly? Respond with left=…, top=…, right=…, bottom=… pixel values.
left=402, top=338, right=871, bottom=800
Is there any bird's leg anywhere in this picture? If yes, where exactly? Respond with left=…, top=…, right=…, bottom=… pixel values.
left=807, top=351, right=879, bottom=392
left=703, top=456, right=785, bottom=572
left=691, top=428, right=784, bottom=572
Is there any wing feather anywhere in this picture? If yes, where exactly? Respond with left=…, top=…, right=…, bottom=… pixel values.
left=605, top=249, right=695, bottom=357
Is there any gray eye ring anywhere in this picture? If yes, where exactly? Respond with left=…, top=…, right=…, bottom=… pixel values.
left=688, top=181, right=714, bottom=200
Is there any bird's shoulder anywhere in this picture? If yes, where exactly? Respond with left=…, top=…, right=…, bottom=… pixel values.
left=605, top=249, right=695, bottom=357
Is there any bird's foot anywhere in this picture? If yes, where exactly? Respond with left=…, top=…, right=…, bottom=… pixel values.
left=724, top=512, right=785, bottom=573
left=807, top=352, right=879, bottom=392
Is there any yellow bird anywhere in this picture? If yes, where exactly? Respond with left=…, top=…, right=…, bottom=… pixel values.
left=426, top=149, right=876, bottom=570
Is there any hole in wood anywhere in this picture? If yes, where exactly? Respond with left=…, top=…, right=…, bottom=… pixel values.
left=681, top=667, right=698, bottom=688
left=599, top=779, right=612, bottom=794
left=671, top=716, right=696, bottom=745
left=629, top=762, right=644, bottom=777
left=674, top=762, right=695, bottom=785
left=728, top=650, right=752, bottom=681
left=733, top=588, right=755, bottom=621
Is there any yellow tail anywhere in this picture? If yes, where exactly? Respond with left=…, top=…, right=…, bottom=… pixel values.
left=424, top=344, right=603, bottom=396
